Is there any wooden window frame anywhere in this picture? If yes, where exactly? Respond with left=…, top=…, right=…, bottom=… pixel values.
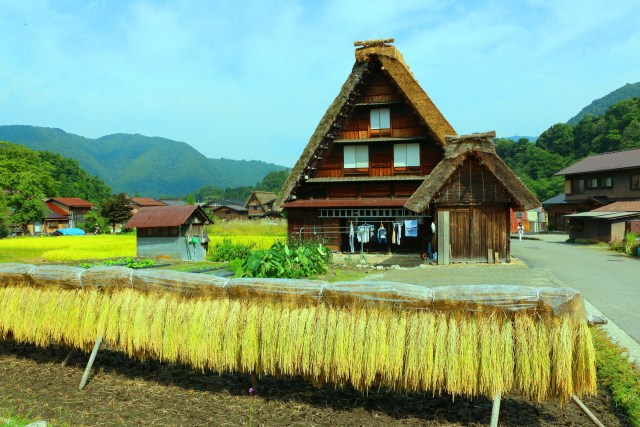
left=343, top=145, right=369, bottom=175
left=369, top=108, right=391, bottom=137
left=571, top=178, right=585, bottom=194
left=631, top=173, right=640, bottom=191
left=393, top=143, right=421, bottom=173
left=585, top=177, right=598, bottom=190
left=599, top=176, right=612, bottom=189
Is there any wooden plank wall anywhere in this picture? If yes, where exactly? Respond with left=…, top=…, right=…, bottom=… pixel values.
left=441, top=207, right=509, bottom=262
left=437, top=158, right=511, bottom=205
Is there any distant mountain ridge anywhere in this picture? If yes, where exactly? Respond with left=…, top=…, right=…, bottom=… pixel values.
left=0, top=125, right=287, bottom=197
left=502, top=135, right=538, bottom=142
left=567, top=82, right=640, bottom=125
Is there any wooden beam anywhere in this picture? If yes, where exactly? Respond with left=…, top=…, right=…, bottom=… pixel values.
left=354, top=38, right=395, bottom=47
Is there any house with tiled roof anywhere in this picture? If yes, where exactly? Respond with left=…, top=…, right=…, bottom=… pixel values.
left=544, top=147, right=640, bottom=231
left=42, top=197, right=96, bottom=234
left=204, top=199, right=249, bottom=221
left=130, top=197, right=167, bottom=215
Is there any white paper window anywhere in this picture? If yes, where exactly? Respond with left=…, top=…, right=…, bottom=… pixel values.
left=394, top=143, right=420, bottom=167
left=370, top=108, right=391, bottom=130
left=344, top=145, right=369, bottom=169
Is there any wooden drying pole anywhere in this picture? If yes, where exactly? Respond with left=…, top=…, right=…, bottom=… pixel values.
left=79, top=336, right=102, bottom=390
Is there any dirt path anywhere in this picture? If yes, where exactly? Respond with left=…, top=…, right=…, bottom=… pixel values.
left=0, top=340, right=628, bottom=426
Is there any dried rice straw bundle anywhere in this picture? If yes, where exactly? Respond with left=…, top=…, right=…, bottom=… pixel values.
left=551, top=316, right=575, bottom=402
left=0, top=264, right=36, bottom=287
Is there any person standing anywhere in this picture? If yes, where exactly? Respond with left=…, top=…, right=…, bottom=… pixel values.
left=517, top=222, right=524, bottom=241
left=427, top=219, right=436, bottom=259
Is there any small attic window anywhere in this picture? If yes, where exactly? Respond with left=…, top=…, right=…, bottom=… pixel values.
left=370, top=108, right=391, bottom=135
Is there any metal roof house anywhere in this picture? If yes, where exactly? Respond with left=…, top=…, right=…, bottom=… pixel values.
left=546, top=147, right=640, bottom=231
left=124, top=205, right=212, bottom=261
left=565, top=201, right=640, bottom=242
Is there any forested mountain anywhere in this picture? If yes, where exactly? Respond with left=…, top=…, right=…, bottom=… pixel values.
left=496, top=97, right=640, bottom=202
left=0, top=141, right=111, bottom=234
left=567, top=82, right=640, bottom=125
left=0, top=126, right=287, bottom=197
left=184, top=169, right=290, bottom=203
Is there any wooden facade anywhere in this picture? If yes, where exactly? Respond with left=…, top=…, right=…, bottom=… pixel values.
left=277, top=41, right=454, bottom=254
left=277, top=41, right=539, bottom=262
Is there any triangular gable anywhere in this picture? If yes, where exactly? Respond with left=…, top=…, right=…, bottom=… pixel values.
left=275, top=40, right=455, bottom=211
left=405, top=132, right=540, bottom=212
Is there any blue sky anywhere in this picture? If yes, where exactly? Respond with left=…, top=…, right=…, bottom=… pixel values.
left=1, top=0, right=639, bottom=167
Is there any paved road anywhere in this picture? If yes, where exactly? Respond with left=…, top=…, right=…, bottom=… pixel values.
left=512, top=234, right=640, bottom=345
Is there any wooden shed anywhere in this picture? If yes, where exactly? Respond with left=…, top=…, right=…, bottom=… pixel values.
left=275, top=39, right=455, bottom=254
left=124, top=205, right=212, bottom=261
left=405, top=132, right=540, bottom=263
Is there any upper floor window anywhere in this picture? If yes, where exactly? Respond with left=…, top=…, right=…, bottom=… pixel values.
left=394, top=143, right=420, bottom=168
left=586, top=178, right=598, bottom=190
left=370, top=108, right=391, bottom=136
left=599, top=176, right=612, bottom=188
left=631, top=173, right=640, bottom=191
left=344, top=145, right=369, bottom=170
left=571, top=178, right=585, bottom=194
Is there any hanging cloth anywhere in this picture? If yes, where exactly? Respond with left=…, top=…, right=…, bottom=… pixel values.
left=357, top=225, right=370, bottom=243
left=377, top=225, right=387, bottom=244
left=349, top=222, right=355, bottom=253
left=396, top=223, right=403, bottom=245
left=404, top=219, right=418, bottom=237
left=392, top=225, right=396, bottom=244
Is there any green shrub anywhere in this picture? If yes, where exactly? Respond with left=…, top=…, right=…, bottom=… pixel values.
left=624, top=231, right=640, bottom=256
left=610, top=240, right=626, bottom=252
left=239, top=241, right=331, bottom=279
left=208, top=238, right=255, bottom=262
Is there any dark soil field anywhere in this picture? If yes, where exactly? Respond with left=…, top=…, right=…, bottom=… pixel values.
left=0, top=340, right=628, bottom=427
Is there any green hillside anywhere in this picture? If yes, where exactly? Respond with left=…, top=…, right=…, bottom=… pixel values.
left=0, top=126, right=287, bottom=197
left=567, top=82, right=640, bottom=125
left=496, top=97, right=640, bottom=202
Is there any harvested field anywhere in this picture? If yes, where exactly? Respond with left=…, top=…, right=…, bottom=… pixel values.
left=0, top=340, right=627, bottom=426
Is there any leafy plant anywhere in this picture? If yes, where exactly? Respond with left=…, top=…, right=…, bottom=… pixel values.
left=624, top=231, right=640, bottom=256
left=208, top=238, right=255, bottom=262
left=239, top=241, right=331, bottom=278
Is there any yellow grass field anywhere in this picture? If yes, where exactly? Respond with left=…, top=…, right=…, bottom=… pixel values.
left=0, top=235, right=136, bottom=263
left=0, top=220, right=288, bottom=263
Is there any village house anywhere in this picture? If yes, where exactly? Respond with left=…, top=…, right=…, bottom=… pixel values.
left=544, top=147, right=640, bottom=233
left=204, top=199, right=249, bottom=221
left=130, top=197, right=167, bottom=215
left=275, top=39, right=539, bottom=263
left=124, top=205, right=212, bottom=261
left=245, top=191, right=279, bottom=219
left=41, top=197, right=95, bottom=234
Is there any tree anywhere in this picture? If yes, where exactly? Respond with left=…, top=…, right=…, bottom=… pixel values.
left=78, top=210, right=108, bottom=234
left=100, top=193, right=133, bottom=233
left=256, top=170, right=290, bottom=194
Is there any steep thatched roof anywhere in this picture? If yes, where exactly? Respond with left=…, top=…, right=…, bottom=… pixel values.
left=246, top=191, right=277, bottom=209
left=405, top=132, right=540, bottom=212
left=274, top=40, right=455, bottom=211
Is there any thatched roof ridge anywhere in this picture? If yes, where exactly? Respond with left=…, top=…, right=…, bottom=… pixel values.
left=274, top=61, right=369, bottom=211
left=275, top=41, right=456, bottom=211
left=405, top=132, right=540, bottom=212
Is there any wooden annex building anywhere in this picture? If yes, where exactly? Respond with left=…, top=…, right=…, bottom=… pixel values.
left=275, top=39, right=539, bottom=263
left=124, top=205, right=212, bottom=261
